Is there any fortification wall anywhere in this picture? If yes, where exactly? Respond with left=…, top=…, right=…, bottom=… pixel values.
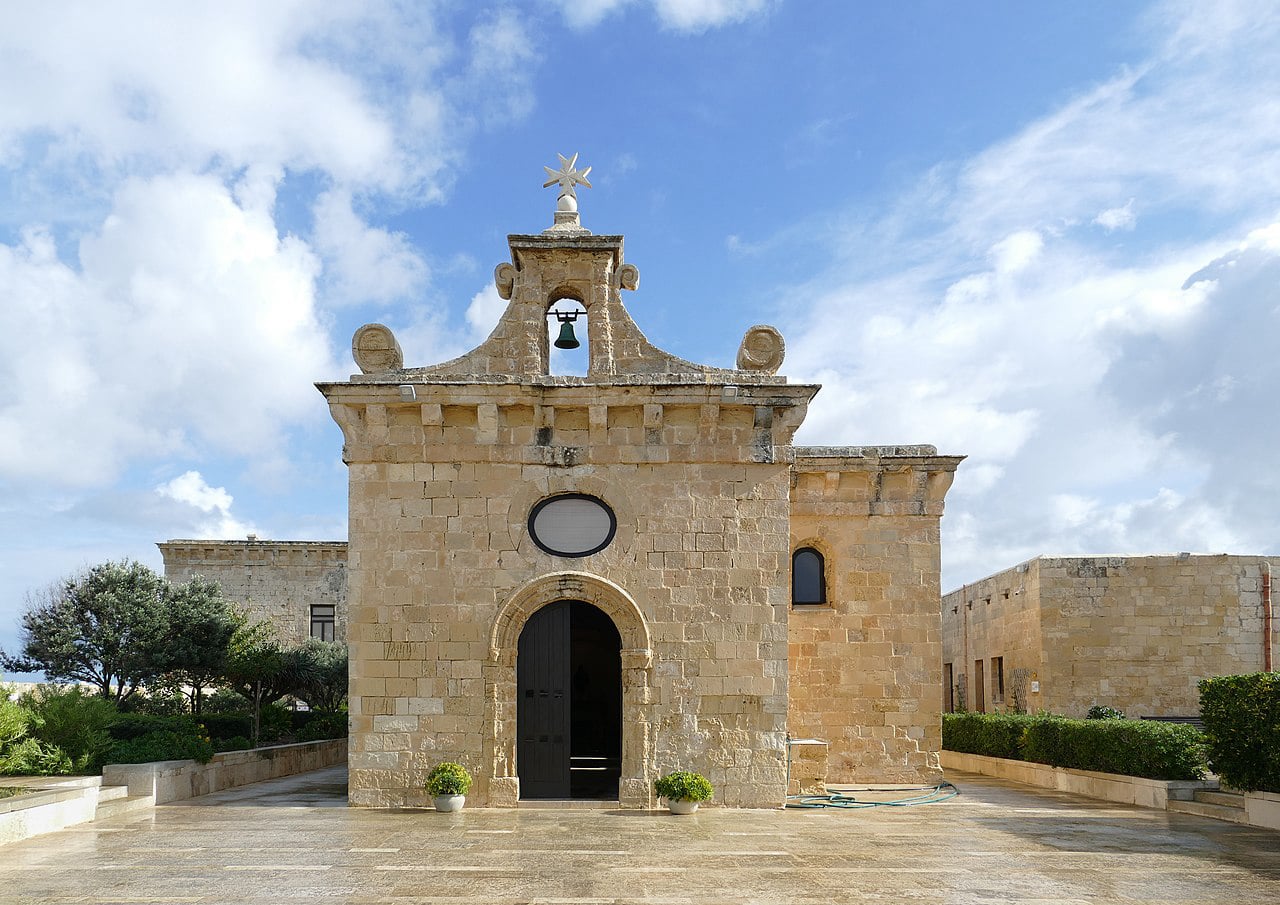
left=159, top=540, right=348, bottom=645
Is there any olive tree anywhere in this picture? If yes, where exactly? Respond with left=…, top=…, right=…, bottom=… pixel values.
left=1, top=561, right=171, bottom=702
left=1, top=562, right=238, bottom=708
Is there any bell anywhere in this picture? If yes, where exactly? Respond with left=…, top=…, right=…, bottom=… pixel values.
left=554, top=319, right=580, bottom=350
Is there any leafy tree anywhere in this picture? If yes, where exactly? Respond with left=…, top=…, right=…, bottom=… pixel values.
left=284, top=639, right=348, bottom=713
left=221, top=617, right=291, bottom=747
left=1, top=561, right=170, bottom=702
left=158, top=576, right=238, bottom=716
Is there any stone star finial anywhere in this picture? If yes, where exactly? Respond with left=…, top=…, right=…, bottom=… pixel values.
left=543, top=153, right=592, bottom=203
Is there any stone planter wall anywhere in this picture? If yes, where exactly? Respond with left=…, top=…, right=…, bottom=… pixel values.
left=1244, top=789, right=1280, bottom=831
left=103, top=738, right=345, bottom=804
left=941, top=750, right=1215, bottom=809
left=0, top=776, right=102, bottom=846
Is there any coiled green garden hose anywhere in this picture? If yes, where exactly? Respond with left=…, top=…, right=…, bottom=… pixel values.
left=785, top=782, right=959, bottom=809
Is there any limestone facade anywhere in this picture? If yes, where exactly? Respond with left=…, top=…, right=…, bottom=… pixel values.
left=317, top=195, right=961, bottom=808
left=158, top=539, right=348, bottom=645
left=942, top=554, right=1278, bottom=718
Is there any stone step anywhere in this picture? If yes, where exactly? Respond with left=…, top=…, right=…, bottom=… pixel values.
left=1167, top=799, right=1249, bottom=823
left=95, top=793, right=156, bottom=821
left=96, top=784, right=130, bottom=804
left=1195, top=789, right=1246, bottom=808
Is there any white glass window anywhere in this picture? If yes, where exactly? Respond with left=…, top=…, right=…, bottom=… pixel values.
left=528, top=494, right=617, bottom=557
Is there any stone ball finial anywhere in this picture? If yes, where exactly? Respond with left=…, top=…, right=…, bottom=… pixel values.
left=736, top=324, right=785, bottom=374
left=352, top=323, right=403, bottom=374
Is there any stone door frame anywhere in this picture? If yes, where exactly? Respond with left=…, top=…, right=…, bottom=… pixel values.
left=486, top=571, right=654, bottom=807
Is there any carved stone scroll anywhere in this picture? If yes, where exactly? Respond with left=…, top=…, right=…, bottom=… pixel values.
left=736, top=324, right=785, bottom=374
left=351, top=323, right=403, bottom=374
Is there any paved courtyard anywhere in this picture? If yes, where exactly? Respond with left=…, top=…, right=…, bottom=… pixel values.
left=2, top=766, right=1278, bottom=904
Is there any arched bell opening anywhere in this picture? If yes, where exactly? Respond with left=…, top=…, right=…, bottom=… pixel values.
left=546, top=294, right=588, bottom=377
left=516, top=600, right=622, bottom=799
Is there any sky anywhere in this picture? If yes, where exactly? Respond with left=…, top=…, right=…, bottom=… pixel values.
left=2, top=0, right=1279, bottom=662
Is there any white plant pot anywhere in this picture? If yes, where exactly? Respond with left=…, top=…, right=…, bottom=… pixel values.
left=667, top=798, right=700, bottom=815
left=433, top=794, right=465, bottom=812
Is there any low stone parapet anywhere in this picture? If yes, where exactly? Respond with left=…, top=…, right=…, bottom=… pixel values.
left=941, top=750, right=1217, bottom=809
left=103, top=738, right=345, bottom=804
left=1244, top=789, right=1280, bottom=831
left=0, top=776, right=103, bottom=845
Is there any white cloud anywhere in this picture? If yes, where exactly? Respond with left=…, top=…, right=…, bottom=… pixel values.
left=1094, top=199, right=1137, bottom=232
left=156, top=471, right=256, bottom=539
left=0, top=173, right=338, bottom=487
left=0, top=3, right=539, bottom=221
left=786, top=1, right=1280, bottom=587
left=312, top=189, right=428, bottom=306
left=551, top=0, right=773, bottom=32
left=465, top=283, right=508, bottom=342
left=652, top=0, right=773, bottom=32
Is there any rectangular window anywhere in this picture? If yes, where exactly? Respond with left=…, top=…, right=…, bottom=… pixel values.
left=973, top=659, right=986, bottom=713
left=943, top=663, right=954, bottom=713
left=310, top=604, right=336, bottom=641
left=992, top=656, right=1004, bottom=704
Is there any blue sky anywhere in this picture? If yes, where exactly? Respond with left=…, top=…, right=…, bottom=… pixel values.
left=3, top=1, right=1279, bottom=661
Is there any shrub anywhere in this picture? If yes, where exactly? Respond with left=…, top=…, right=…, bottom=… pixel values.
left=654, top=770, right=713, bottom=803
left=199, top=713, right=253, bottom=743
left=107, top=713, right=200, bottom=742
left=1086, top=705, right=1126, bottom=720
left=1199, top=672, right=1280, bottom=793
left=1, top=698, right=73, bottom=776
left=120, top=688, right=189, bottom=716
left=943, top=711, right=1206, bottom=781
left=1021, top=717, right=1205, bottom=780
left=213, top=735, right=251, bottom=753
left=257, top=702, right=292, bottom=743
left=1, top=736, right=73, bottom=775
left=203, top=689, right=252, bottom=714
left=425, top=762, right=472, bottom=796
left=21, top=686, right=117, bottom=773
left=942, top=712, right=1038, bottom=759
left=103, top=712, right=213, bottom=765
left=105, top=731, right=214, bottom=765
left=296, top=711, right=347, bottom=742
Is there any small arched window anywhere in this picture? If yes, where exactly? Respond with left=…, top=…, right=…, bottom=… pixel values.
left=792, top=547, right=826, bottom=606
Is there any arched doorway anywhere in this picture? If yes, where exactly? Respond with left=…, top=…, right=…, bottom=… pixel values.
left=517, top=600, right=622, bottom=799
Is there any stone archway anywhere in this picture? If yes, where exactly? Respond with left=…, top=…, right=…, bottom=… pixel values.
left=485, top=571, right=654, bottom=807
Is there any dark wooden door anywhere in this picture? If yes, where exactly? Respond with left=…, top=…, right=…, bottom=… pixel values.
left=517, top=601, right=572, bottom=798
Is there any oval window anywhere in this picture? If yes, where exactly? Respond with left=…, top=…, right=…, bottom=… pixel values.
left=528, top=494, right=617, bottom=557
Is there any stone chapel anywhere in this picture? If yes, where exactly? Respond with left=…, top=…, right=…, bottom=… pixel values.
left=317, top=157, right=962, bottom=808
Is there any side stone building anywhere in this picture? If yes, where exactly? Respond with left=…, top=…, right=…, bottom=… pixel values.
left=942, top=554, right=1277, bottom=718
left=159, top=539, right=348, bottom=645
left=316, top=166, right=961, bottom=810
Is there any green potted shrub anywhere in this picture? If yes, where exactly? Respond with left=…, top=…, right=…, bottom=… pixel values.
left=654, top=770, right=713, bottom=815
left=425, top=762, right=472, bottom=812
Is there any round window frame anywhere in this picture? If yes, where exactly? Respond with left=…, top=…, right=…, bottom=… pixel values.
left=527, top=493, right=618, bottom=558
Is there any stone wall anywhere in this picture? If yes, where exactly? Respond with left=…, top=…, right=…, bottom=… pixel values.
left=788, top=447, right=960, bottom=784
left=159, top=540, right=348, bottom=644
left=942, top=555, right=1277, bottom=717
left=103, top=739, right=346, bottom=803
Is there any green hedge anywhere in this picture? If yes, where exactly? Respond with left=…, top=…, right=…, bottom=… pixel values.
left=943, top=712, right=1206, bottom=781
left=941, top=712, right=1037, bottom=759
left=1199, top=672, right=1280, bottom=793
left=1021, top=717, right=1204, bottom=780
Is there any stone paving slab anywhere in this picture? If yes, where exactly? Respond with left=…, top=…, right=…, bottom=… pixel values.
left=1, top=767, right=1277, bottom=904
